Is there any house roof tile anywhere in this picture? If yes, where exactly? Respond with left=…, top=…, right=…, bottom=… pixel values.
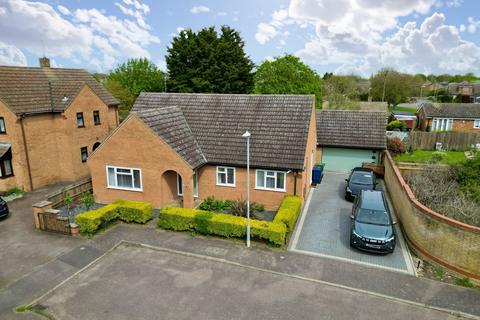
left=420, top=103, right=480, bottom=119
left=316, top=110, right=386, bottom=149
left=0, top=66, right=119, bottom=114
left=132, top=93, right=314, bottom=170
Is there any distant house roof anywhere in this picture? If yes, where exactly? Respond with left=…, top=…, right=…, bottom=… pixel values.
left=392, top=110, right=416, bottom=117
left=132, top=93, right=315, bottom=170
left=419, top=103, right=480, bottom=119
left=316, top=110, right=386, bottom=149
left=0, top=66, right=119, bottom=115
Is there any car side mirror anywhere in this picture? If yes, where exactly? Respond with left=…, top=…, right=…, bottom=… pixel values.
left=350, top=214, right=354, bottom=219
left=392, top=220, right=398, bottom=225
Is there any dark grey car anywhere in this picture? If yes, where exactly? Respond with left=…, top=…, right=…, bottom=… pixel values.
left=350, top=190, right=396, bottom=254
left=345, top=167, right=376, bottom=201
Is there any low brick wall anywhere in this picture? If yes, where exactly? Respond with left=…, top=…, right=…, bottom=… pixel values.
left=383, top=152, right=480, bottom=280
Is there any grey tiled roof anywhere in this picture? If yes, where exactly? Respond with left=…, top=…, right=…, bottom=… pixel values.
left=134, top=107, right=207, bottom=168
left=316, top=110, right=387, bottom=149
left=132, top=93, right=315, bottom=170
left=420, top=103, right=480, bottom=119
left=0, top=66, right=119, bottom=114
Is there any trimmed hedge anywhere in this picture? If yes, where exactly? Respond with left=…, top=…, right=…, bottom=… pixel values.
left=75, top=200, right=153, bottom=235
left=273, top=195, right=302, bottom=232
left=114, top=200, right=154, bottom=223
left=158, top=206, right=286, bottom=246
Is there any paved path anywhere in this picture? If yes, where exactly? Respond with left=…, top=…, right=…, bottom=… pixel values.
left=290, top=172, right=414, bottom=274
left=1, top=222, right=479, bottom=319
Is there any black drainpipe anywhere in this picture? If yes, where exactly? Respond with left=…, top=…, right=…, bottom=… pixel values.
left=19, top=114, right=34, bottom=191
left=293, top=171, right=297, bottom=196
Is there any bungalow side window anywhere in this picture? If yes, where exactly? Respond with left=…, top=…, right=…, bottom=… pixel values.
left=216, top=166, right=235, bottom=186
left=0, top=117, right=6, bottom=134
left=255, top=170, right=286, bottom=192
left=474, top=119, right=480, bottom=129
left=93, top=110, right=101, bottom=125
left=107, top=166, right=142, bottom=191
left=77, top=112, right=85, bottom=128
left=432, top=118, right=452, bottom=131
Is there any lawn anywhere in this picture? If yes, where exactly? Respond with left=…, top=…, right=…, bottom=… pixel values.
left=388, top=105, right=418, bottom=114
left=394, top=150, right=467, bottom=164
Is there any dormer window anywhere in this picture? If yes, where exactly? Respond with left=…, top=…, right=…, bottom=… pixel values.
left=77, top=112, right=84, bottom=128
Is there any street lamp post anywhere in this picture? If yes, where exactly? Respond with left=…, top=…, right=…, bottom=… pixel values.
left=242, top=131, right=251, bottom=248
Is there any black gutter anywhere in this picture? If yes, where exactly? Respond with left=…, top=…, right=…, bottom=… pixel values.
left=19, top=114, right=33, bottom=191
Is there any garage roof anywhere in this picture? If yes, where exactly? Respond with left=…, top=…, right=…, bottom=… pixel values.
left=316, top=110, right=387, bottom=149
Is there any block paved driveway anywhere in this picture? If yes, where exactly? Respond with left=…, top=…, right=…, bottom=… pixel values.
left=290, top=172, right=415, bottom=275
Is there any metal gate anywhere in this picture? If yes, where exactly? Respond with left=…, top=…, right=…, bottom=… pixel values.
left=39, top=210, right=71, bottom=235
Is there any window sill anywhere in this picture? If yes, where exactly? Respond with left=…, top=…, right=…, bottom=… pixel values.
left=77, top=126, right=85, bottom=128
left=94, top=123, right=101, bottom=126
left=0, top=174, right=14, bottom=179
left=216, top=183, right=236, bottom=188
left=254, top=187, right=286, bottom=193
left=0, top=132, right=6, bottom=134
left=107, top=186, right=143, bottom=193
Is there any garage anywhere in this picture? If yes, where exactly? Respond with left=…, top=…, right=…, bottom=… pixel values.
left=322, top=147, right=379, bottom=172
left=316, top=110, right=387, bottom=173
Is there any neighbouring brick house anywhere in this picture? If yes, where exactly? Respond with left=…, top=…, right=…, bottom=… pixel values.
left=89, top=93, right=317, bottom=210
left=0, top=58, right=119, bottom=192
left=417, top=103, right=480, bottom=132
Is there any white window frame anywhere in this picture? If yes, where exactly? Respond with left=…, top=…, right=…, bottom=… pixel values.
left=432, top=118, right=453, bottom=131
left=177, top=174, right=183, bottom=196
left=193, top=173, right=198, bottom=198
left=474, top=119, right=480, bottom=129
left=255, top=169, right=286, bottom=192
left=106, top=165, right=142, bottom=192
left=216, top=166, right=236, bottom=187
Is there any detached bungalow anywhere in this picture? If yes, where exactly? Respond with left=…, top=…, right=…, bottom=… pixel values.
left=89, top=93, right=317, bottom=210
left=418, top=103, right=480, bottom=132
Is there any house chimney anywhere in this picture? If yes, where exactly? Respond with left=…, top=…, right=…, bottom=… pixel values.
left=39, top=57, right=50, bottom=68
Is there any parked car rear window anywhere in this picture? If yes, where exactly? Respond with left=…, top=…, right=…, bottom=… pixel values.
left=357, top=209, right=390, bottom=225
left=351, top=172, right=373, bottom=185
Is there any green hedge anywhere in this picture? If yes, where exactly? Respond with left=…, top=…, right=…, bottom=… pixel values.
left=158, top=206, right=286, bottom=246
left=75, top=200, right=153, bottom=235
left=273, top=195, right=302, bottom=232
left=114, top=200, right=153, bottom=223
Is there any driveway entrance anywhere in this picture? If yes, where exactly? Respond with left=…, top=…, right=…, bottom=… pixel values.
left=290, top=172, right=414, bottom=275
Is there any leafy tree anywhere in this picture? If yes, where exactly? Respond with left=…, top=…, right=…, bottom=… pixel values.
left=370, top=68, right=423, bottom=105
left=254, top=55, right=323, bottom=107
left=323, top=75, right=359, bottom=109
left=166, top=26, right=254, bottom=93
left=105, top=58, right=165, bottom=119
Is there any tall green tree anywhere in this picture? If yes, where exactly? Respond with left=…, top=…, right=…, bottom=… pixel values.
left=370, top=68, right=423, bottom=105
left=105, top=58, right=165, bottom=119
left=254, top=55, right=323, bottom=107
left=166, top=26, right=254, bottom=93
left=323, top=75, right=360, bottom=109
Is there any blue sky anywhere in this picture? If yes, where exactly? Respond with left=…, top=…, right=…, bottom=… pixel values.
left=0, top=0, right=479, bottom=76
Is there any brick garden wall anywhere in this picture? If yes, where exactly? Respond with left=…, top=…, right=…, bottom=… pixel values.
left=383, top=151, right=480, bottom=280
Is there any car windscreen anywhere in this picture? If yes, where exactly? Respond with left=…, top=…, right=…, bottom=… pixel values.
left=357, top=209, right=390, bottom=225
left=350, top=172, right=373, bottom=185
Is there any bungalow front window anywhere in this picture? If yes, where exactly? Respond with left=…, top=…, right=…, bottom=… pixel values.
left=474, top=119, right=480, bottom=129
left=255, top=170, right=286, bottom=192
left=431, top=118, right=453, bottom=131
left=217, top=166, right=235, bottom=186
left=107, top=166, right=142, bottom=191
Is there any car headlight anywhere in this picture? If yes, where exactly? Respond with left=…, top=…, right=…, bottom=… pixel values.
left=346, top=187, right=352, bottom=193
left=386, top=236, right=395, bottom=242
left=352, top=230, right=362, bottom=238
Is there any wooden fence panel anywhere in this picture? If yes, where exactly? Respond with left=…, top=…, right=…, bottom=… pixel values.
left=46, top=178, right=93, bottom=208
left=409, top=131, right=480, bottom=150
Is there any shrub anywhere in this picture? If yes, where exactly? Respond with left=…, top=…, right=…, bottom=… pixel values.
left=80, top=192, right=95, bottom=211
left=75, top=204, right=118, bottom=234
left=5, top=187, right=24, bottom=196
left=387, top=137, right=406, bottom=156
left=158, top=206, right=286, bottom=246
left=229, top=199, right=265, bottom=218
left=387, top=120, right=406, bottom=131
left=273, top=196, right=302, bottom=232
left=430, top=151, right=447, bottom=163
left=199, top=196, right=232, bottom=212
left=114, top=200, right=153, bottom=223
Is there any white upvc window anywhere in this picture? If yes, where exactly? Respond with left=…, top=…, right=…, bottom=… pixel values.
left=177, top=174, right=183, bottom=196
left=106, top=166, right=142, bottom=192
left=255, top=169, right=286, bottom=192
left=216, top=166, right=235, bottom=186
left=474, top=119, right=480, bottom=129
left=432, top=118, right=453, bottom=131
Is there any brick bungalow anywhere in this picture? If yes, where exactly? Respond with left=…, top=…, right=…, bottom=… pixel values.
left=418, top=102, right=480, bottom=132
left=0, top=58, right=119, bottom=192
left=89, top=93, right=317, bottom=210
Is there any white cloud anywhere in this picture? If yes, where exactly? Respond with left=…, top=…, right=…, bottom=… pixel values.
left=255, top=8, right=294, bottom=44
left=217, top=12, right=227, bottom=16
left=57, top=5, right=70, bottom=15
left=190, top=5, right=210, bottom=14
left=156, top=59, right=167, bottom=72
left=255, top=23, right=278, bottom=45
left=459, top=24, right=466, bottom=32
left=467, top=17, right=480, bottom=33
left=0, top=41, right=27, bottom=66
left=0, top=0, right=159, bottom=71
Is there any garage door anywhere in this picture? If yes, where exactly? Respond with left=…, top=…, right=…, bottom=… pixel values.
left=322, top=147, right=379, bottom=172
